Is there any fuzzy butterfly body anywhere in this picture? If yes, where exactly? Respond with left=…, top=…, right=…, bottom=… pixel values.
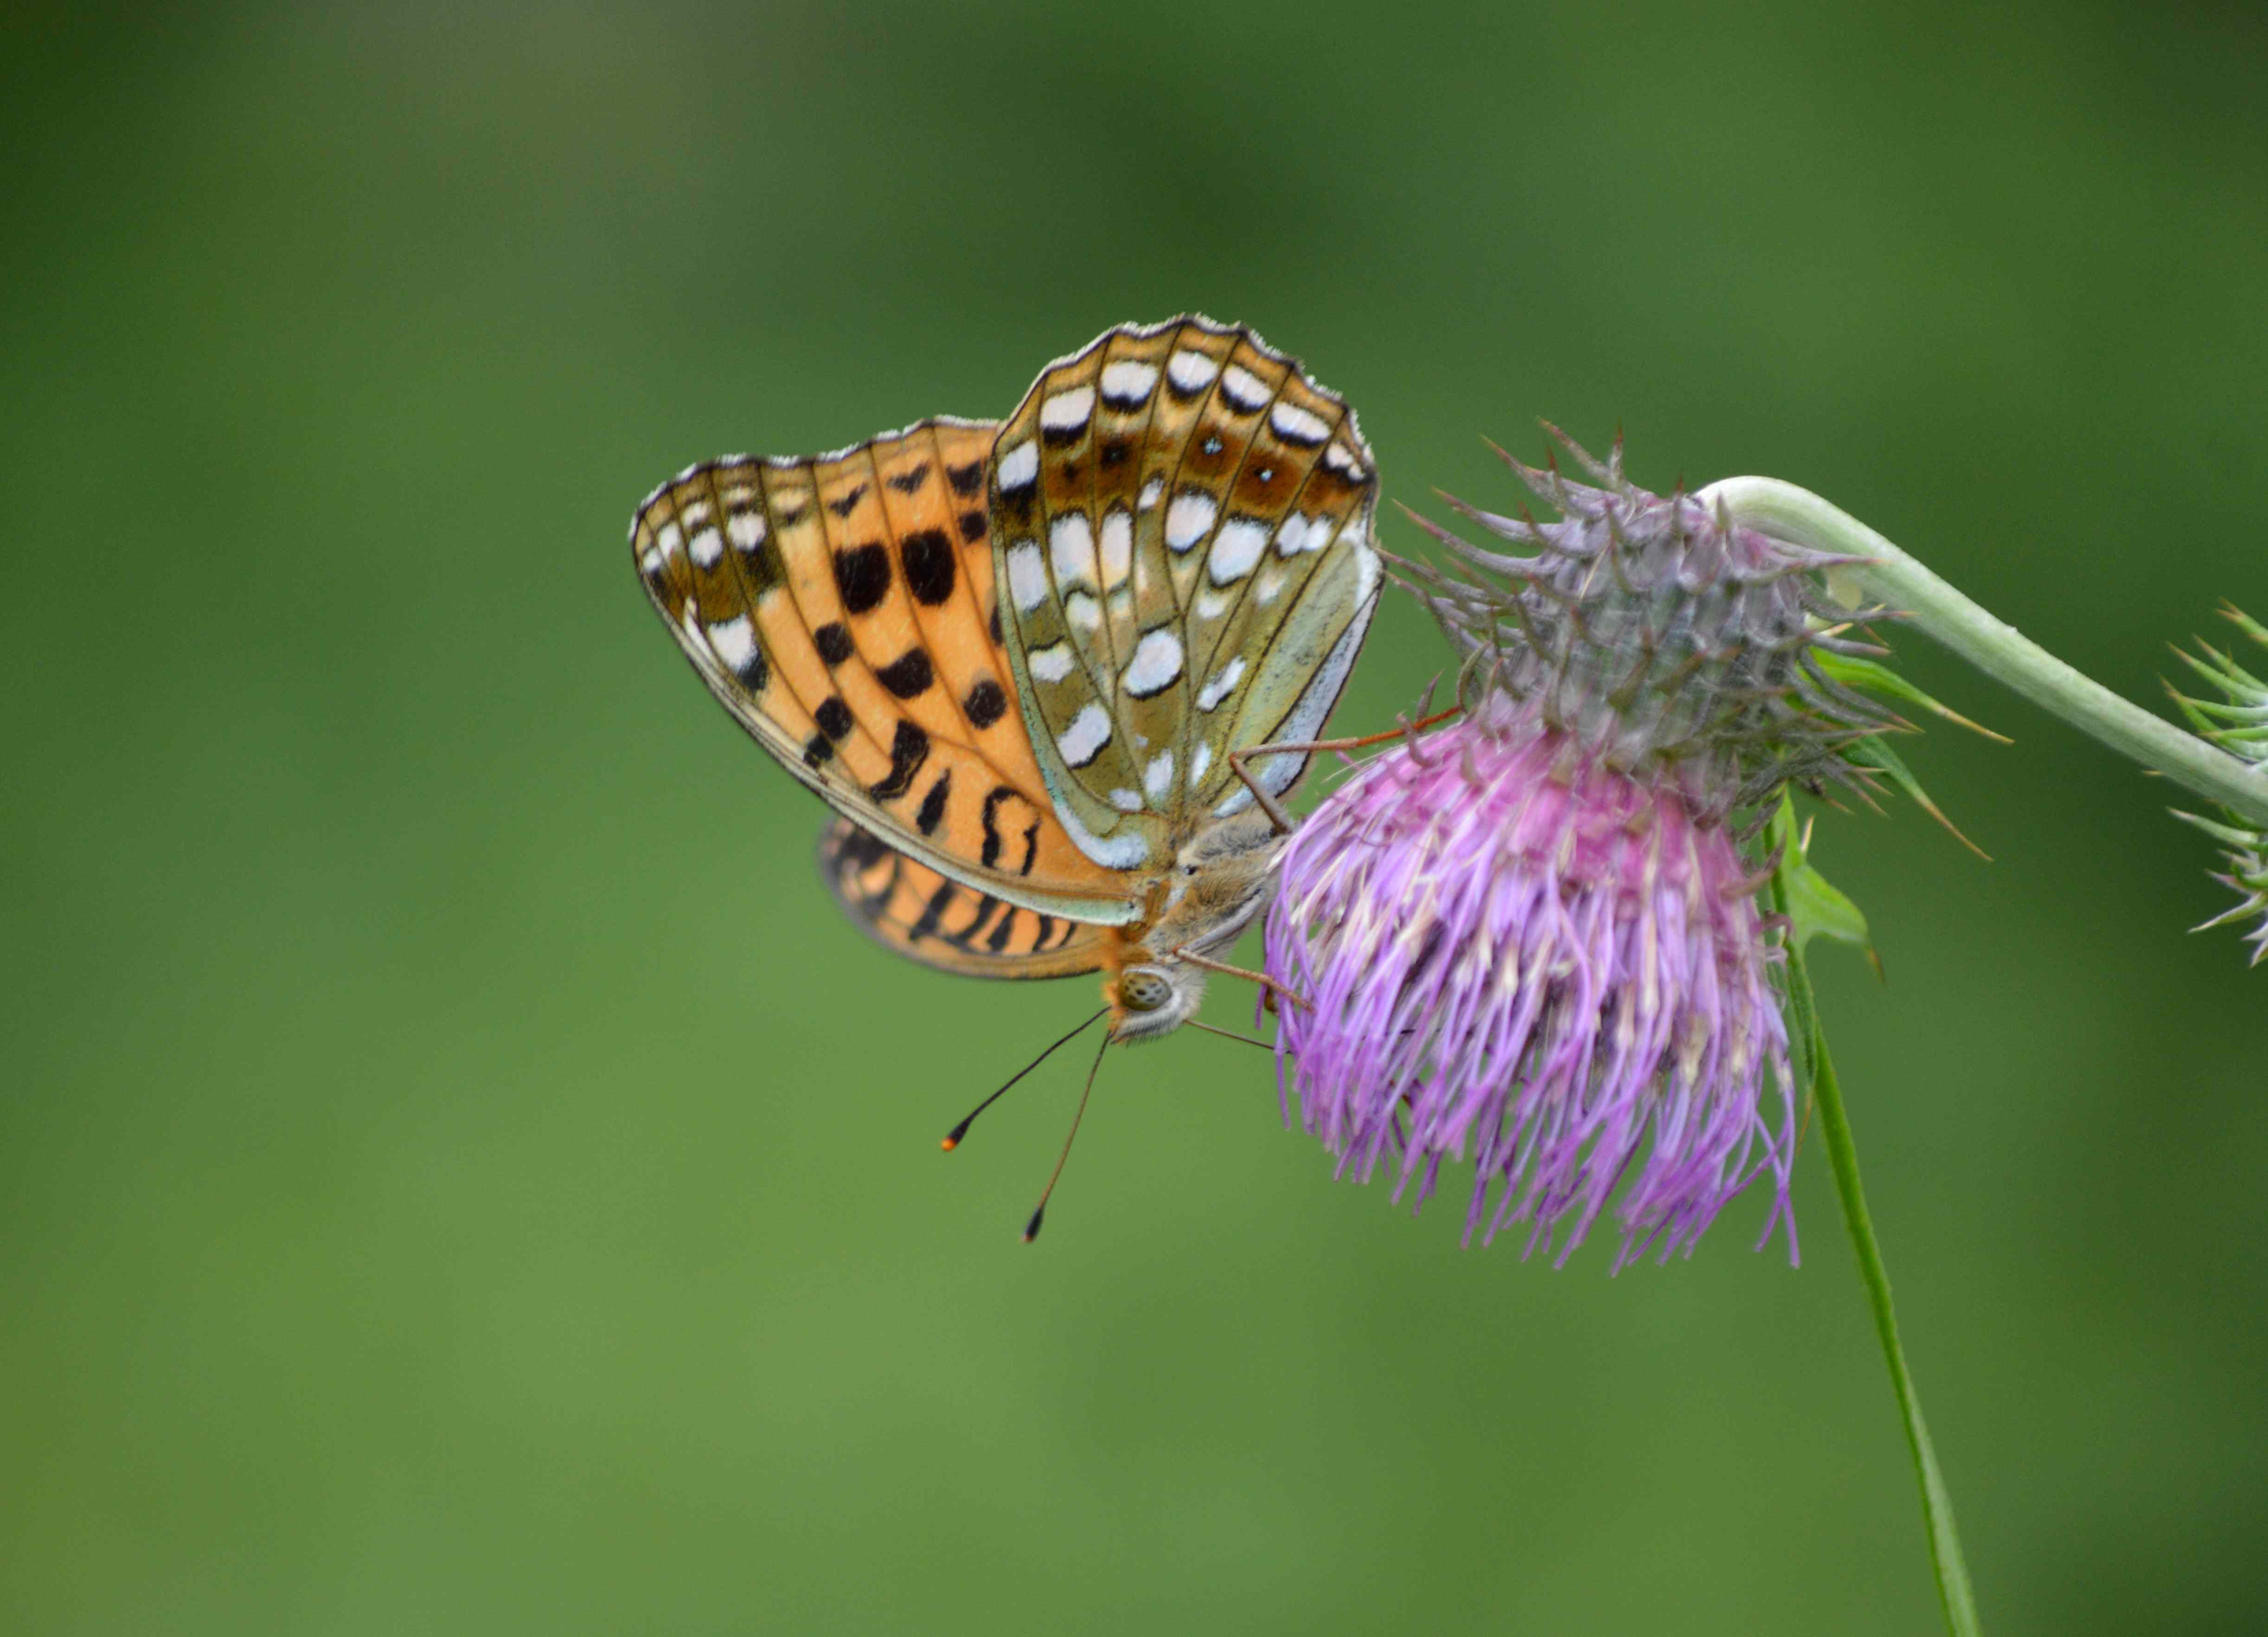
left=633, top=317, right=1381, bottom=1039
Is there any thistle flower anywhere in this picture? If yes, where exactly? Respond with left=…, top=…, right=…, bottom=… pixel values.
left=1268, top=434, right=1896, bottom=1263
left=1268, top=713, right=1795, bottom=1266
left=2168, top=606, right=2268, bottom=966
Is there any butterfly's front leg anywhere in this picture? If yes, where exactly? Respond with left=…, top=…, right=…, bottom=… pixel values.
left=1168, top=945, right=1313, bottom=1013
left=1226, top=705, right=1466, bottom=834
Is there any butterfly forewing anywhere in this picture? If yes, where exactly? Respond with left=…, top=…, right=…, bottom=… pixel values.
left=633, top=419, right=1140, bottom=924
left=988, top=319, right=1383, bottom=852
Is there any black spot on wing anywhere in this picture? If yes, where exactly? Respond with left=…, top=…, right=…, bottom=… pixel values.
left=801, top=733, right=833, bottom=768
left=964, top=677, right=1006, bottom=729
left=906, top=878, right=957, bottom=944
left=980, top=786, right=1012, bottom=869
left=815, top=696, right=854, bottom=741
left=875, top=649, right=935, bottom=699
left=916, top=770, right=951, bottom=836
left=946, top=460, right=985, bottom=497
left=833, top=543, right=891, bottom=614
left=814, top=621, right=854, bottom=666
left=826, top=483, right=869, bottom=519
left=986, top=909, right=1018, bottom=953
left=948, top=893, right=1003, bottom=949
left=868, top=720, right=929, bottom=800
left=884, top=463, right=931, bottom=495
left=956, top=508, right=986, bottom=543
left=900, top=528, right=955, bottom=605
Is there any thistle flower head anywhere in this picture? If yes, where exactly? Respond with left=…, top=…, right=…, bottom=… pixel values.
left=1267, top=711, right=1795, bottom=1267
left=1397, top=430, right=1900, bottom=825
left=2169, top=606, right=2268, bottom=965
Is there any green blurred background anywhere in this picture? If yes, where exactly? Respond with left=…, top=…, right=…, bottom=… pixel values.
left=6, top=3, right=2264, bottom=1632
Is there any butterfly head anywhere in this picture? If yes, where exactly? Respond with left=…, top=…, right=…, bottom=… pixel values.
left=1105, top=960, right=1207, bottom=1044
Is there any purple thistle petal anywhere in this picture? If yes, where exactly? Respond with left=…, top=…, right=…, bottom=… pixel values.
left=1267, top=714, right=1796, bottom=1268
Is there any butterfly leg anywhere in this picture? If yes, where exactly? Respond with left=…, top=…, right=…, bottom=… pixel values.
left=1226, top=705, right=1464, bottom=834
left=1169, top=946, right=1313, bottom=1012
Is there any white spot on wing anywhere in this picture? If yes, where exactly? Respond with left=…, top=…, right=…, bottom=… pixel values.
left=1275, top=512, right=1333, bottom=556
left=1059, top=802, right=1149, bottom=869
left=1138, top=477, right=1165, bottom=512
left=1065, top=591, right=1102, bottom=631
left=1006, top=541, right=1049, bottom=612
left=727, top=511, right=767, bottom=551
left=1271, top=402, right=1331, bottom=445
left=1196, top=655, right=1246, bottom=710
left=1143, top=751, right=1176, bottom=804
left=998, top=439, right=1039, bottom=491
left=1194, top=588, right=1233, bottom=620
left=1056, top=703, right=1114, bottom=767
left=638, top=546, right=664, bottom=577
left=1040, top=385, right=1096, bottom=434
left=1208, top=517, right=1269, bottom=584
left=1108, top=788, right=1144, bottom=812
left=689, top=527, right=724, bottom=569
left=1029, top=641, right=1076, bottom=683
left=1168, top=349, right=1220, bottom=393
left=1190, top=742, right=1213, bottom=786
left=1166, top=490, right=1217, bottom=552
left=1350, top=535, right=1382, bottom=604
left=1255, top=562, right=1289, bottom=606
left=1050, top=512, right=1097, bottom=587
left=656, top=522, right=684, bottom=561
left=1120, top=628, right=1184, bottom=697
left=1099, top=359, right=1159, bottom=405
left=1099, top=508, right=1133, bottom=588
left=1220, top=364, right=1270, bottom=412
left=705, top=615, right=757, bottom=673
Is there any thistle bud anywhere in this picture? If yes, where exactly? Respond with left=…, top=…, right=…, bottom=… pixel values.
left=2169, top=607, right=2268, bottom=966
left=1397, top=429, right=1900, bottom=825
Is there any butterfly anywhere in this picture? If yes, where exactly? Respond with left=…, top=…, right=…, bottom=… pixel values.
left=631, top=317, right=1382, bottom=1045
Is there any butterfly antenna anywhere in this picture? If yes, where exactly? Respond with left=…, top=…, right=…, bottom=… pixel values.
left=942, top=1006, right=1106, bottom=1152
left=1022, top=1028, right=1111, bottom=1244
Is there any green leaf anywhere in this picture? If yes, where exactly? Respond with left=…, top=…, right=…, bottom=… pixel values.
left=1814, top=651, right=2011, bottom=742
left=1846, top=733, right=1991, bottom=861
left=1768, top=801, right=1872, bottom=953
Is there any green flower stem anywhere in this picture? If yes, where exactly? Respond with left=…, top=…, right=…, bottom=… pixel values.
left=1699, top=476, right=2268, bottom=829
left=1773, top=862, right=1983, bottom=1637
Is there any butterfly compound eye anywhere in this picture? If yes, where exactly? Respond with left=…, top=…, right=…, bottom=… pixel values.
left=1118, top=970, right=1172, bottom=1012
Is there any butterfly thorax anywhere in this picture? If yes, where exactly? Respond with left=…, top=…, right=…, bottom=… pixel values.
left=1101, top=809, right=1284, bottom=1042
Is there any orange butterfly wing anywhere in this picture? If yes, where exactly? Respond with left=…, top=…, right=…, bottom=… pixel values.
left=815, top=818, right=1110, bottom=979
left=633, top=420, right=1141, bottom=924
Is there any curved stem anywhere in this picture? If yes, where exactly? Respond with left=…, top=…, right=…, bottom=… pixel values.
left=1698, top=476, right=2268, bottom=828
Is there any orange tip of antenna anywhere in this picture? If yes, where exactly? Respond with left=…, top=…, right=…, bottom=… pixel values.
left=940, top=1136, right=959, bottom=1151
left=1021, top=1206, right=1045, bottom=1243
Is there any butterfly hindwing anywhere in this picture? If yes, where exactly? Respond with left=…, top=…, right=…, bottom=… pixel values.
left=633, top=419, right=1141, bottom=924
left=816, top=818, right=1111, bottom=979
left=988, top=319, right=1383, bottom=865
